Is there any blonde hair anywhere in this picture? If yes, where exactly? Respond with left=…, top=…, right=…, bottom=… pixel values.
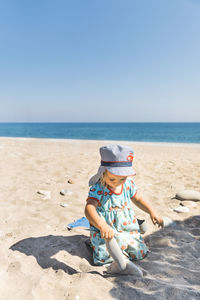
left=99, top=169, right=108, bottom=187
left=99, top=169, right=129, bottom=187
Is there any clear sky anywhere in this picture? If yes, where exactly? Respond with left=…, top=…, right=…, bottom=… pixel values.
left=0, top=0, right=200, bottom=122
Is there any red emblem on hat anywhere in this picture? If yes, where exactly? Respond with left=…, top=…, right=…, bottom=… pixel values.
left=127, top=152, right=134, bottom=162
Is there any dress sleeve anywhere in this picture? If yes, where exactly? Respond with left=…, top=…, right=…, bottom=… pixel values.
left=86, top=183, right=104, bottom=205
left=129, top=178, right=137, bottom=199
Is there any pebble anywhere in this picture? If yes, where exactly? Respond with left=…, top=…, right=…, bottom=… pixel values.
left=37, top=190, right=51, bottom=200
left=60, top=189, right=72, bottom=196
left=60, top=203, right=69, bottom=208
left=173, top=206, right=190, bottom=213
left=175, top=190, right=200, bottom=201
left=181, top=201, right=197, bottom=208
left=68, top=179, right=74, bottom=184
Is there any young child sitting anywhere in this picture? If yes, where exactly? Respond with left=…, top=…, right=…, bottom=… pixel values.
left=85, top=144, right=163, bottom=270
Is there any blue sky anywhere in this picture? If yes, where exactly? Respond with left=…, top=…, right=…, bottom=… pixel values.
left=0, top=0, right=199, bottom=122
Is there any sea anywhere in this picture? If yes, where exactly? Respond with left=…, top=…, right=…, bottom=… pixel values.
left=0, top=123, right=199, bottom=144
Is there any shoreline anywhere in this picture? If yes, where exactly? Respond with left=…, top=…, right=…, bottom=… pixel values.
left=0, top=136, right=200, bottom=148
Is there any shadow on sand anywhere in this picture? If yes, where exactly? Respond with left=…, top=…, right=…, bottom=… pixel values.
left=10, top=215, right=200, bottom=299
left=110, top=215, right=200, bottom=299
left=10, top=234, right=93, bottom=275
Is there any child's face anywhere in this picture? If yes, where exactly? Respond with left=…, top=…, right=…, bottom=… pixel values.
left=104, top=170, right=127, bottom=188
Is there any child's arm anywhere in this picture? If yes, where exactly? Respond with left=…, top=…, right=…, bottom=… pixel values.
left=85, top=199, right=114, bottom=239
left=131, top=192, right=163, bottom=227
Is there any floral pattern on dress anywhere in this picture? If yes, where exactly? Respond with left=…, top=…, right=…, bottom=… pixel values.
left=87, top=178, right=148, bottom=265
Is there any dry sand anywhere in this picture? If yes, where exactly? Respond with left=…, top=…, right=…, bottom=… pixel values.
left=0, top=138, right=200, bottom=300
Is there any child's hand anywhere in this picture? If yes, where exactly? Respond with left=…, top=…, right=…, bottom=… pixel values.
left=150, top=213, right=163, bottom=228
left=99, top=223, right=114, bottom=240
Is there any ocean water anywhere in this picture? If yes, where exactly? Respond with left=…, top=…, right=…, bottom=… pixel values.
left=0, top=123, right=199, bottom=144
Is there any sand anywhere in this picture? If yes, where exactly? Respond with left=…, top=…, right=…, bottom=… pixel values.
left=0, top=138, right=200, bottom=300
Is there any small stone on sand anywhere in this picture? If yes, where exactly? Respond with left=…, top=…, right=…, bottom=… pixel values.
left=60, top=189, right=72, bottom=196
left=37, top=190, right=51, bottom=200
left=181, top=201, right=197, bottom=208
left=68, top=179, right=74, bottom=184
left=173, top=206, right=190, bottom=213
left=60, top=203, right=69, bottom=208
left=175, top=190, right=200, bottom=201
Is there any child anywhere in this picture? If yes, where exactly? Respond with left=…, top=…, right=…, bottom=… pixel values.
left=85, top=144, right=163, bottom=267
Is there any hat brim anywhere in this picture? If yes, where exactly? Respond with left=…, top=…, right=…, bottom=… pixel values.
left=89, top=166, right=135, bottom=186
left=105, top=166, right=135, bottom=177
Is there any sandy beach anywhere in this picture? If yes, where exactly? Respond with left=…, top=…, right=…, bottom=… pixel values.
left=0, top=138, right=200, bottom=300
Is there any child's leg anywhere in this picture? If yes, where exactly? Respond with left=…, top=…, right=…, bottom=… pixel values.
left=90, top=230, right=113, bottom=265
left=106, top=238, right=143, bottom=277
left=105, top=238, right=127, bottom=271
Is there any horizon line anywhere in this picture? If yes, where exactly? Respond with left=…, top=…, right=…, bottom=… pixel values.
left=0, top=121, right=200, bottom=124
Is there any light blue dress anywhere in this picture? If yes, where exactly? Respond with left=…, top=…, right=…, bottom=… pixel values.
left=87, top=178, right=148, bottom=265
